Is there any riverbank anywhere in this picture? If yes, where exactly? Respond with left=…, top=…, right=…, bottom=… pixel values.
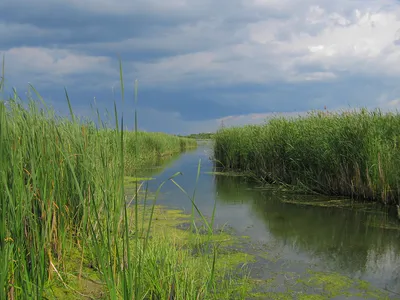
left=0, top=97, right=251, bottom=299
left=214, top=109, right=400, bottom=206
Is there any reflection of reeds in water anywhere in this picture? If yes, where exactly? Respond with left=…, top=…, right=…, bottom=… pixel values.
left=213, top=173, right=400, bottom=281
left=397, top=205, right=400, bottom=220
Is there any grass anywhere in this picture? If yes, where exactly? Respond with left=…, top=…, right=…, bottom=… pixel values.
left=214, top=109, right=400, bottom=205
left=0, top=60, right=250, bottom=299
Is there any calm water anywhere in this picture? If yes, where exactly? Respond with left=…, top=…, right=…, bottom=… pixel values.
left=140, top=143, right=400, bottom=297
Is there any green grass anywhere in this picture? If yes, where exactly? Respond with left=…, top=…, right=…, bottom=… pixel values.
left=0, top=60, right=251, bottom=299
left=214, top=109, right=400, bottom=205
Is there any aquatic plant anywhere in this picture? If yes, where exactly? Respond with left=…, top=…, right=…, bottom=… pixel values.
left=214, top=109, right=400, bottom=205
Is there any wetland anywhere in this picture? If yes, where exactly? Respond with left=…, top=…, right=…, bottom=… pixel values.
left=2, top=78, right=400, bottom=299
left=141, top=142, right=400, bottom=299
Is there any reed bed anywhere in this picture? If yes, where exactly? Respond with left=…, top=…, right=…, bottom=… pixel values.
left=0, top=99, right=198, bottom=298
left=0, top=64, right=246, bottom=298
left=214, top=109, right=400, bottom=205
left=123, top=131, right=196, bottom=173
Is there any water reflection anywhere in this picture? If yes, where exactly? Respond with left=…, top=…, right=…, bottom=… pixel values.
left=214, top=174, right=400, bottom=292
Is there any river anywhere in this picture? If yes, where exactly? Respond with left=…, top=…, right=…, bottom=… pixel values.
left=138, top=142, right=400, bottom=298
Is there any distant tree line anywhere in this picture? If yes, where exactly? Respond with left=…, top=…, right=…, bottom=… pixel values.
left=179, top=132, right=215, bottom=139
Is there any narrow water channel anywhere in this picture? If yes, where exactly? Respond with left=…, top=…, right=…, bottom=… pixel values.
left=140, top=142, right=400, bottom=297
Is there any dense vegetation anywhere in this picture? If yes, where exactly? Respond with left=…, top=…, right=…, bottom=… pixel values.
left=214, top=109, right=400, bottom=205
left=0, top=75, right=249, bottom=298
left=123, top=131, right=196, bottom=173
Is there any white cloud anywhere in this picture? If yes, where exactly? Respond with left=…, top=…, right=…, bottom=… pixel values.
left=1, top=47, right=115, bottom=87
left=4, top=0, right=400, bottom=87
left=387, top=99, right=400, bottom=107
left=114, top=0, right=400, bottom=88
left=297, top=10, right=400, bottom=72
left=5, top=47, right=110, bottom=75
left=373, top=92, right=400, bottom=111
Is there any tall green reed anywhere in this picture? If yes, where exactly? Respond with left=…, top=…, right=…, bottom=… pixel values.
left=214, top=109, right=400, bottom=205
left=87, top=61, right=221, bottom=299
left=1, top=57, right=243, bottom=299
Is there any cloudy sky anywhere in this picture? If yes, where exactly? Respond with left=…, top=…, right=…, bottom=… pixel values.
left=1, top=0, right=400, bottom=134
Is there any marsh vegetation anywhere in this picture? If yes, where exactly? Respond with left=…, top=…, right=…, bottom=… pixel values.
left=214, top=109, right=400, bottom=205
left=139, top=145, right=400, bottom=298
left=0, top=64, right=251, bottom=299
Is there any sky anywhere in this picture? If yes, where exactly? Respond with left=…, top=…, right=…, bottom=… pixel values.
left=1, top=0, right=400, bottom=134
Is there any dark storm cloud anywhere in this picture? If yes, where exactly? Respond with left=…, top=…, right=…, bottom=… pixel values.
left=0, top=2, right=190, bottom=49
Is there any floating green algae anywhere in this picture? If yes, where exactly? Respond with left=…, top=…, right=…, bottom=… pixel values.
left=204, top=171, right=247, bottom=177
left=48, top=199, right=394, bottom=299
left=281, top=198, right=357, bottom=208
left=297, top=270, right=390, bottom=299
left=45, top=204, right=256, bottom=299
left=247, top=269, right=391, bottom=299
left=43, top=243, right=106, bottom=299
left=124, top=175, right=155, bottom=184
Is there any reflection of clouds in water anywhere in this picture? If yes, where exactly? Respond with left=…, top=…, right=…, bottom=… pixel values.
left=214, top=201, right=272, bottom=239
left=364, top=247, right=400, bottom=290
left=213, top=172, right=400, bottom=292
left=203, top=149, right=213, bottom=159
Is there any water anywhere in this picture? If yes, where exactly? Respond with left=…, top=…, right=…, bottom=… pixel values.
left=141, top=143, right=400, bottom=297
